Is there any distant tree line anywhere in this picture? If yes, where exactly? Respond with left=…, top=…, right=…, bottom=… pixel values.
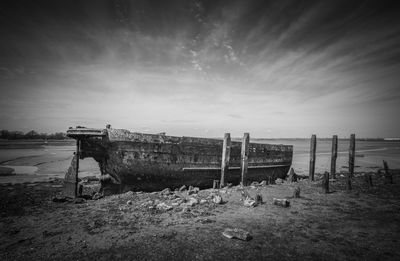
left=0, top=130, right=69, bottom=140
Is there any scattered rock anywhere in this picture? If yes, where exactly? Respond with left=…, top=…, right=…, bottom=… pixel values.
left=125, top=191, right=134, bottom=197
left=212, top=195, right=223, bottom=204
left=222, top=228, right=252, bottom=241
left=275, top=178, right=284, bottom=184
left=243, top=198, right=257, bottom=207
left=74, top=198, right=86, bottom=204
left=287, top=168, right=298, bottom=183
left=161, top=188, right=172, bottom=196
left=179, top=185, right=187, bottom=192
left=52, top=196, right=67, bottom=203
left=186, top=197, right=199, bottom=207
left=156, top=202, right=173, bottom=211
left=92, top=192, right=103, bottom=200
left=293, top=187, right=301, bottom=198
left=250, top=181, right=259, bottom=188
left=188, top=187, right=200, bottom=195
left=273, top=198, right=290, bottom=207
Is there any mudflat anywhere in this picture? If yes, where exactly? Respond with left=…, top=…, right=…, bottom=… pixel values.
left=1, top=172, right=399, bottom=261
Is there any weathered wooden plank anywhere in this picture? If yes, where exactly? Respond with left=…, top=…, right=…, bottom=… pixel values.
left=349, top=134, right=355, bottom=177
left=309, top=135, right=316, bottom=181
left=220, top=133, right=231, bottom=188
left=330, top=135, right=338, bottom=179
left=241, top=133, right=250, bottom=186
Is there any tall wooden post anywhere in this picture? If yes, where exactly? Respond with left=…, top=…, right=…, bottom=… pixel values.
left=220, top=133, right=231, bottom=188
left=63, top=139, right=80, bottom=198
left=309, top=135, right=316, bottom=181
left=330, top=135, right=338, bottom=179
left=349, top=134, right=355, bottom=178
left=240, top=133, right=250, bottom=186
left=75, top=139, right=80, bottom=196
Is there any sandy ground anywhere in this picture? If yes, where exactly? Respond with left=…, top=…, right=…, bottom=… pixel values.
left=1, top=172, right=400, bottom=261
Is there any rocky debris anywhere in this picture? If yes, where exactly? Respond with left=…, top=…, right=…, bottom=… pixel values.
left=188, top=187, right=200, bottom=195
left=293, top=187, right=300, bottom=198
left=275, top=178, right=284, bottom=185
left=52, top=195, right=67, bottom=203
left=287, top=168, right=298, bottom=183
left=243, top=197, right=257, bottom=207
left=222, top=228, right=252, bottom=241
left=244, top=193, right=262, bottom=207
left=186, top=197, right=199, bottom=207
left=127, top=200, right=133, bottom=205
left=125, top=191, right=134, bottom=197
left=74, top=198, right=86, bottom=204
left=156, top=202, right=173, bottom=211
left=179, top=185, right=187, bottom=192
left=250, top=181, right=259, bottom=188
left=161, top=188, right=172, bottom=196
left=239, top=188, right=251, bottom=201
left=92, top=192, right=103, bottom=200
left=226, top=183, right=233, bottom=188
left=273, top=198, right=290, bottom=207
left=259, top=180, right=267, bottom=186
left=212, top=195, right=223, bottom=204
left=200, top=199, right=207, bottom=204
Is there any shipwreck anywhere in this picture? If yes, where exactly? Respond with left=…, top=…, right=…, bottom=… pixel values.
left=63, top=125, right=293, bottom=198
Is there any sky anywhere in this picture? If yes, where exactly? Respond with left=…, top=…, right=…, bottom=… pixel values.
left=0, top=0, right=399, bottom=138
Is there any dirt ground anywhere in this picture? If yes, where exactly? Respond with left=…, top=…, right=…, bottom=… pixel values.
left=1, top=171, right=400, bottom=261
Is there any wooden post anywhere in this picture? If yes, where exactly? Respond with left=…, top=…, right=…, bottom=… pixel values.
left=383, top=160, right=393, bottom=184
left=213, top=180, right=220, bottom=189
left=349, top=134, right=355, bottom=178
left=309, top=135, right=316, bottom=181
left=63, top=139, right=80, bottom=198
left=75, top=139, right=80, bottom=197
left=323, top=171, right=329, bottom=193
left=365, top=173, right=373, bottom=187
left=330, top=135, right=338, bottom=179
left=220, top=133, right=231, bottom=188
left=240, top=133, right=250, bottom=186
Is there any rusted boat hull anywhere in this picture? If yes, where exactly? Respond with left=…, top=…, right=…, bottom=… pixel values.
left=65, top=127, right=293, bottom=195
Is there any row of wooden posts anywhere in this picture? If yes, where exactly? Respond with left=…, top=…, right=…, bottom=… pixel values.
left=218, top=133, right=363, bottom=190
left=218, top=133, right=249, bottom=188
left=309, top=134, right=356, bottom=191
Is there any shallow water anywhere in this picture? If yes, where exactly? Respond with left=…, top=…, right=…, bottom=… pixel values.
left=0, top=139, right=399, bottom=183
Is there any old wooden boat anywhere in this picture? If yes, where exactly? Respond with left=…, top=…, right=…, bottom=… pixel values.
left=63, top=125, right=293, bottom=197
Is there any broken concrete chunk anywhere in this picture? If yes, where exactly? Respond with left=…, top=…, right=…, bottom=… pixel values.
left=186, top=197, right=199, bottom=207
left=273, top=198, right=290, bottom=207
left=222, top=228, right=252, bottom=241
left=161, top=188, right=171, bottom=196
left=188, top=187, right=200, bottom=195
left=212, top=195, right=223, bottom=204
left=156, top=202, right=173, bottom=211
left=243, top=198, right=256, bottom=207
left=92, top=192, right=103, bottom=200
